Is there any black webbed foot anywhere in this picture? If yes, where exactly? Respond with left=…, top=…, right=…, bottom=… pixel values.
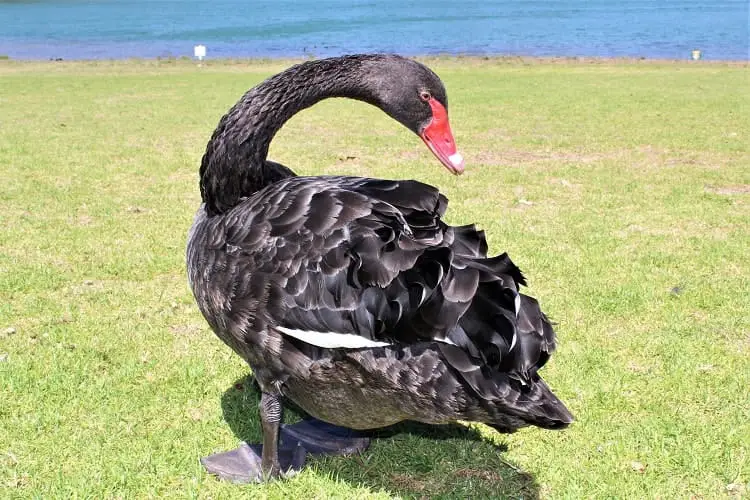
left=201, top=418, right=370, bottom=483
left=280, top=417, right=371, bottom=456
left=200, top=441, right=306, bottom=483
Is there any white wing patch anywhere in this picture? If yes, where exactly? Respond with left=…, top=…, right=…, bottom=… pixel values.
left=276, top=325, right=458, bottom=349
left=510, top=292, right=520, bottom=351
left=276, top=326, right=392, bottom=348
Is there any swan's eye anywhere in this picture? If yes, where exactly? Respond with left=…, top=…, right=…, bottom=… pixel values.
left=419, top=91, right=431, bottom=102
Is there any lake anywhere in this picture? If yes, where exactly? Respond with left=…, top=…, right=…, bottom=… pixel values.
left=0, top=0, right=747, bottom=60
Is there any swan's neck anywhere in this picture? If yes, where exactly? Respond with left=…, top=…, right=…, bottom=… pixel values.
left=199, top=55, right=383, bottom=215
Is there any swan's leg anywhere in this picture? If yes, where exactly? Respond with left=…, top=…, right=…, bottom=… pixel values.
left=259, top=392, right=282, bottom=478
left=200, top=392, right=305, bottom=483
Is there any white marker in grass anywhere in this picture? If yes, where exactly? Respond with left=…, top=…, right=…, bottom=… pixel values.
left=194, top=44, right=206, bottom=63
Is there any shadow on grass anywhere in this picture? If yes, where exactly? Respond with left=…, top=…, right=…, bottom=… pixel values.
left=220, top=374, right=539, bottom=498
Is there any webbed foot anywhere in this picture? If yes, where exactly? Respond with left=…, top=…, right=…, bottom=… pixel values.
left=200, top=442, right=306, bottom=483
left=201, top=418, right=370, bottom=483
left=280, top=418, right=371, bottom=456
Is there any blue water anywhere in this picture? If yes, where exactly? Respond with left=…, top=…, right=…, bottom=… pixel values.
left=0, top=0, right=747, bottom=60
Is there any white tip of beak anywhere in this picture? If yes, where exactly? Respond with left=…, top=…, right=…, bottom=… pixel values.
left=449, top=152, right=464, bottom=168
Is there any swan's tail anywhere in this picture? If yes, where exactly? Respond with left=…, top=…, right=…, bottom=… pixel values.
left=409, top=225, right=573, bottom=430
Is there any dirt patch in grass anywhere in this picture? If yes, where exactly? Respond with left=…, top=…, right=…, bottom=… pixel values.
left=614, top=221, right=732, bottom=241
left=388, top=473, right=428, bottom=492
left=470, top=148, right=614, bottom=166
left=466, top=146, right=735, bottom=171
left=704, top=184, right=750, bottom=195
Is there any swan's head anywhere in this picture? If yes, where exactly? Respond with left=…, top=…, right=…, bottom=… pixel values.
left=363, top=56, right=464, bottom=175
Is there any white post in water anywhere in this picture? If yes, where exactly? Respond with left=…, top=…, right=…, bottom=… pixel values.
left=691, top=49, right=701, bottom=60
left=194, top=44, right=206, bottom=65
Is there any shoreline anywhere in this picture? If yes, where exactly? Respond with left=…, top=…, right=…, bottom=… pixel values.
left=1, top=54, right=748, bottom=67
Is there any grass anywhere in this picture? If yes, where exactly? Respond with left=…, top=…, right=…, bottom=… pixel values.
left=1, top=56, right=748, bottom=498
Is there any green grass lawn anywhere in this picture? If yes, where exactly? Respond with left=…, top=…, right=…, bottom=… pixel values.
left=1, top=57, right=748, bottom=498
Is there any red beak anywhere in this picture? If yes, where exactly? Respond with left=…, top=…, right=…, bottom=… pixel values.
left=419, top=98, right=464, bottom=175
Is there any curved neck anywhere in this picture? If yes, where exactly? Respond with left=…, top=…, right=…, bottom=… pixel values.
left=199, top=55, right=386, bottom=215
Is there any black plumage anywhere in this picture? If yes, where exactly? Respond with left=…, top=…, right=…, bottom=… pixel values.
left=187, top=54, right=572, bottom=478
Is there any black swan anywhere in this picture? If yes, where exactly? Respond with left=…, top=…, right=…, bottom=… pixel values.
left=187, top=54, right=572, bottom=482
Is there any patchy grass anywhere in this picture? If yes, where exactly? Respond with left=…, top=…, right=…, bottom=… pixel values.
left=1, top=57, right=748, bottom=498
